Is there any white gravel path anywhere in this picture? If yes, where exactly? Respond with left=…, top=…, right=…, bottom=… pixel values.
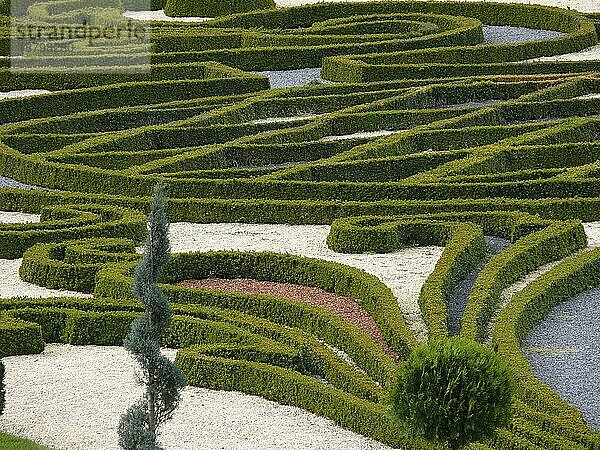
left=168, top=222, right=443, bottom=342
left=251, top=114, right=321, bottom=124
left=486, top=222, right=600, bottom=343
left=0, top=258, right=91, bottom=299
left=0, top=344, right=393, bottom=450
left=123, top=10, right=213, bottom=22
left=0, top=90, right=51, bottom=99
left=0, top=211, right=40, bottom=224
left=0, top=211, right=91, bottom=299
left=319, top=130, right=400, bottom=141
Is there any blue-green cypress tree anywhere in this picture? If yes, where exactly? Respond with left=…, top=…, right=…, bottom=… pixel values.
left=118, top=184, right=187, bottom=450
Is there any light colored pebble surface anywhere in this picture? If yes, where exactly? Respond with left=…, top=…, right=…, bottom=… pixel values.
left=0, top=344, right=393, bottom=450
left=167, top=222, right=443, bottom=342
left=482, top=25, right=563, bottom=44
left=0, top=89, right=51, bottom=99
left=252, top=67, right=329, bottom=89
left=526, top=42, right=600, bottom=62
left=123, top=10, right=212, bottom=22
left=0, top=258, right=92, bottom=299
left=0, top=211, right=39, bottom=224
left=523, top=288, right=600, bottom=430
left=0, top=212, right=91, bottom=299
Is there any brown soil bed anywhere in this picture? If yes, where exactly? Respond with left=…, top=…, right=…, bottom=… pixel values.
left=177, top=278, right=399, bottom=361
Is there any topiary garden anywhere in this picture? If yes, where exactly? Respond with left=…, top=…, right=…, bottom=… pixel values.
left=0, top=0, right=599, bottom=447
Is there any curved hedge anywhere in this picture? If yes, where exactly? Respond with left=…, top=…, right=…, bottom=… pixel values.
left=493, top=247, right=600, bottom=447
left=0, top=204, right=146, bottom=259
left=164, top=0, right=275, bottom=18
left=0, top=0, right=599, bottom=448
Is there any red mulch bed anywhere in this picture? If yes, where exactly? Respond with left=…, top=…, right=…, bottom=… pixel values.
left=177, top=278, right=399, bottom=360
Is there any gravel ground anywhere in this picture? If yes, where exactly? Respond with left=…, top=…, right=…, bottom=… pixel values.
left=319, top=130, right=400, bottom=141
left=482, top=25, right=564, bottom=44
left=253, top=68, right=329, bottom=89
left=123, top=10, right=213, bottom=22
left=487, top=222, right=600, bottom=343
left=0, top=211, right=39, bottom=224
left=523, top=288, right=600, bottom=429
left=526, top=42, right=600, bottom=62
left=0, top=176, right=41, bottom=190
left=0, top=258, right=91, bottom=299
left=168, top=223, right=443, bottom=342
left=179, top=278, right=399, bottom=359
left=0, top=344, right=393, bottom=450
left=447, top=236, right=511, bottom=336
left=0, top=89, right=51, bottom=99
left=251, top=114, right=321, bottom=124
left=577, top=93, right=600, bottom=99
left=482, top=222, right=600, bottom=429
left=0, top=211, right=91, bottom=299
left=520, top=222, right=600, bottom=430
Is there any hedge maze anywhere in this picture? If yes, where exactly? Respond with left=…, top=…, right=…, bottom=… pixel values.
left=0, top=0, right=599, bottom=448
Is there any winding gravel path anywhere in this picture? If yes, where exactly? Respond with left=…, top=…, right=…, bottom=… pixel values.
left=483, top=222, right=600, bottom=428
left=0, top=176, right=40, bottom=190
left=486, top=222, right=600, bottom=343
left=0, top=89, right=51, bottom=99
left=0, top=211, right=91, bottom=299
left=123, top=10, right=212, bottom=22
left=448, top=236, right=511, bottom=336
left=523, top=288, right=600, bottom=430
left=0, top=344, right=393, bottom=450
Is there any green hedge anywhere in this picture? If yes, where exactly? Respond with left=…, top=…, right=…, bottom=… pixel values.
left=0, top=203, right=146, bottom=259
left=461, top=220, right=587, bottom=342
left=19, top=238, right=139, bottom=293
left=0, top=317, right=44, bottom=358
left=164, top=0, right=275, bottom=18
left=95, top=250, right=417, bottom=361
left=492, top=247, right=600, bottom=447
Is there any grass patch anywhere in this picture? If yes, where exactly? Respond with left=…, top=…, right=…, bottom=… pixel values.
left=0, top=432, right=54, bottom=450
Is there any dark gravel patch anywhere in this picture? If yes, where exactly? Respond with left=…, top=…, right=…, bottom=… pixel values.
left=523, top=286, right=600, bottom=430
left=482, top=25, right=564, bottom=44
left=0, top=176, right=42, bottom=190
left=447, top=236, right=511, bottom=336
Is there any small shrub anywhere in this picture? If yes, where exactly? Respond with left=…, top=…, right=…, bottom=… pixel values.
left=389, top=337, right=514, bottom=450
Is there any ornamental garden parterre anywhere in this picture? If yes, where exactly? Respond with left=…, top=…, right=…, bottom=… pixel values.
left=0, top=0, right=599, bottom=448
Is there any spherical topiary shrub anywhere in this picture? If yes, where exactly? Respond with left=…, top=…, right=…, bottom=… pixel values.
left=389, top=337, right=514, bottom=450
left=164, top=0, right=275, bottom=18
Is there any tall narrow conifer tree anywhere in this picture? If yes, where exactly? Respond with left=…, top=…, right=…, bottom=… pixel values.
left=118, top=184, right=186, bottom=450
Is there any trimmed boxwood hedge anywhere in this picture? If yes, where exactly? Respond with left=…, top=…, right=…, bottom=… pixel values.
left=0, top=203, right=146, bottom=259
left=165, top=0, right=275, bottom=18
